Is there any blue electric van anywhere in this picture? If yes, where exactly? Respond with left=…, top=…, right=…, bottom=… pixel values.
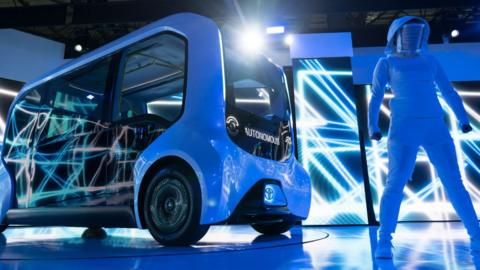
left=0, top=13, right=311, bottom=245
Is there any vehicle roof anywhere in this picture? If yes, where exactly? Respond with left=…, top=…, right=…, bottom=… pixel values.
left=20, top=12, right=203, bottom=94
left=19, top=12, right=284, bottom=96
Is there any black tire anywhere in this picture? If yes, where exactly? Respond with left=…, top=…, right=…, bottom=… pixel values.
left=0, top=224, right=7, bottom=234
left=251, top=221, right=294, bottom=235
left=82, top=227, right=107, bottom=239
left=143, top=165, right=209, bottom=246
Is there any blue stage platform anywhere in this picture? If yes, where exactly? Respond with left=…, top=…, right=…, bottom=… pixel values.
left=0, top=223, right=477, bottom=269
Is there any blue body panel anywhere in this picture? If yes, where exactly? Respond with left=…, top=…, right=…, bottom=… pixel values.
left=0, top=143, right=12, bottom=221
left=0, top=13, right=311, bottom=227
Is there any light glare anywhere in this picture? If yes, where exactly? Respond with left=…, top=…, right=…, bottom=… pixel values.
left=285, top=35, right=294, bottom=46
left=239, top=29, right=265, bottom=53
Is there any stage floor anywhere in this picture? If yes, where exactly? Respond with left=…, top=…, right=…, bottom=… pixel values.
left=0, top=222, right=477, bottom=269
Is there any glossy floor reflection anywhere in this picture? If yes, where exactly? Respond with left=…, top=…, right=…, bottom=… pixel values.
left=0, top=222, right=478, bottom=269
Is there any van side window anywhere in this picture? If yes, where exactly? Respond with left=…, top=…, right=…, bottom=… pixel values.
left=46, top=57, right=112, bottom=120
left=5, top=85, right=45, bottom=144
left=117, top=33, right=186, bottom=122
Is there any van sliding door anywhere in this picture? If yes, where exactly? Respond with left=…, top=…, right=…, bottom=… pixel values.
left=107, top=32, right=187, bottom=206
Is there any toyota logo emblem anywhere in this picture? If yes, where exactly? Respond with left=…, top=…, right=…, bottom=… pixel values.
left=264, top=186, right=274, bottom=202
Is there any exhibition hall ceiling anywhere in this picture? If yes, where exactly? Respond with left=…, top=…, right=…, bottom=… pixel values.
left=0, top=0, right=478, bottom=55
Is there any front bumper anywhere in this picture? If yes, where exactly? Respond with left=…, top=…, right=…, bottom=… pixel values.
left=223, top=180, right=304, bottom=225
left=198, top=141, right=312, bottom=225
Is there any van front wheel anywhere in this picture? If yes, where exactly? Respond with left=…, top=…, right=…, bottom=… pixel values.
left=143, top=166, right=209, bottom=246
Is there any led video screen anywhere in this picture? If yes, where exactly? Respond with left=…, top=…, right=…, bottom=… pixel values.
left=293, top=58, right=369, bottom=225
left=360, top=82, right=480, bottom=222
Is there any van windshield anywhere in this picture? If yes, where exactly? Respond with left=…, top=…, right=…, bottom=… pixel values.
left=224, top=49, right=293, bottom=162
left=225, top=51, right=290, bottom=121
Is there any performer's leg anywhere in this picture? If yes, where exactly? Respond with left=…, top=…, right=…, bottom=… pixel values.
left=423, top=141, right=480, bottom=241
left=376, top=142, right=418, bottom=258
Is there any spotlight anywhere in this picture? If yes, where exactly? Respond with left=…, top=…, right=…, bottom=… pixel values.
left=451, top=29, right=460, bottom=38
left=239, top=29, right=264, bottom=53
left=284, top=35, right=294, bottom=46
left=266, top=26, right=285, bottom=35
left=74, top=44, right=83, bottom=52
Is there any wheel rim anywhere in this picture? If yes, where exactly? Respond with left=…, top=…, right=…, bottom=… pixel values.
left=149, top=177, right=189, bottom=234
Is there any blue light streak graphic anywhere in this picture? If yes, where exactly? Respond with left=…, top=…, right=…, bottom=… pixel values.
left=2, top=99, right=163, bottom=208
left=294, top=58, right=368, bottom=225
